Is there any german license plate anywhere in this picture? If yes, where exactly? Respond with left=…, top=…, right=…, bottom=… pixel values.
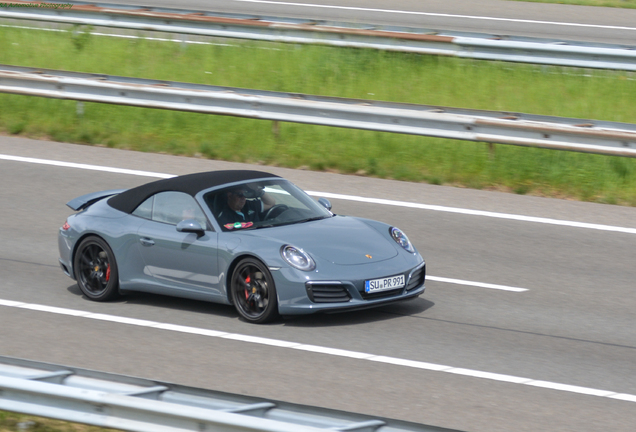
left=365, top=274, right=405, bottom=293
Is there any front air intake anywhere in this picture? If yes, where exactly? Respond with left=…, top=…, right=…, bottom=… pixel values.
left=306, top=282, right=351, bottom=303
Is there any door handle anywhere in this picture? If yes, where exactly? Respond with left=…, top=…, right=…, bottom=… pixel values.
left=139, top=237, right=155, bottom=247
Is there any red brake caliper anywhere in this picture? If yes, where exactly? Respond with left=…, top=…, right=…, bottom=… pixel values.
left=245, top=275, right=251, bottom=299
left=105, top=265, right=111, bottom=282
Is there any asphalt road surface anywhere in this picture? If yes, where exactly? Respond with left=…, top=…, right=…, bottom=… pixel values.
left=0, top=136, right=635, bottom=432
left=87, top=0, right=636, bottom=44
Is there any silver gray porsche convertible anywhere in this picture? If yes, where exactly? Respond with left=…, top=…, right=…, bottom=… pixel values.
left=58, top=170, right=426, bottom=323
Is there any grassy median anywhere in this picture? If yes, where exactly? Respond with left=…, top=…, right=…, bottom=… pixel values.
left=0, top=410, right=121, bottom=432
left=0, top=25, right=635, bottom=205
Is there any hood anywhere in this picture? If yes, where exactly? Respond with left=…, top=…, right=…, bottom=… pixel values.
left=249, top=215, right=398, bottom=265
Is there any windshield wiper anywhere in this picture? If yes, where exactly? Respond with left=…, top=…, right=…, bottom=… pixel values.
left=252, top=215, right=332, bottom=229
left=254, top=223, right=276, bottom=229
left=292, top=215, right=330, bottom=224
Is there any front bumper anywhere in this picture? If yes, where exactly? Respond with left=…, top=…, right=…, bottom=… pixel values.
left=276, top=261, right=426, bottom=315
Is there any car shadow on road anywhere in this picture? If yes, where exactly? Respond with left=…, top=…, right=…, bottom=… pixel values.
left=65, top=284, right=238, bottom=318
left=66, top=285, right=434, bottom=326
left=281, top=297, right=435, bottom=328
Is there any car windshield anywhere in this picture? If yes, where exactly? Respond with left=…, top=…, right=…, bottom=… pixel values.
left=204, top=179, right=333, bottom=231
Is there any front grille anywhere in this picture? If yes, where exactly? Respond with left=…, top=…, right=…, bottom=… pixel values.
left=406, top=264, right=426, bottom=291
left=306, top=283, right=351, bottom=303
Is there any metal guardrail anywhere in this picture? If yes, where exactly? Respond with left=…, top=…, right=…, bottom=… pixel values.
left=1, top=64, right=635, bottom=157
left=1, top=1, right=636, bottom=71
left=0, top=355, right=457, bottom=432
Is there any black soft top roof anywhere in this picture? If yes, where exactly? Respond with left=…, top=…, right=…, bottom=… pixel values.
left=108, top=170, right=280, bottom=214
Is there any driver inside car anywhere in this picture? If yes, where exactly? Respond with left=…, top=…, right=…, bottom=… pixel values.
left=216, top=185, right=275, bottom=227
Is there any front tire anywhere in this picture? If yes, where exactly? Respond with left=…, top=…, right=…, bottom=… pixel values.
left=74, top=236, right=120, bottom=301
left=230, top=258, right=279, bottom=324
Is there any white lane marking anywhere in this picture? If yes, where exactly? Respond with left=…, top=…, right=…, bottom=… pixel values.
left=1, top=298, right=634, bottom=403
left=611, top=393, right=636, bottom=402
left=2, top=154, right=636, bottom=236
left=426, top=276, right=528, bottom=292
left=525, top=380, right=616, bottom=397
left=232, top=0, right=636, bottom=32
left=0, top=155, right=175, bottom=178
left=306, top=191, right=636, bottom=235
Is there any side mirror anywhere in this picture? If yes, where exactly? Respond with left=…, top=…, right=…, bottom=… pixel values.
left=318, top=197, right=332, bottom=211
left=176, top=219, right=205, bottom=236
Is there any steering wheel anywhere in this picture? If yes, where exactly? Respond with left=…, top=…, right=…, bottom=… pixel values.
left=264, top=204, right=289, bottom=220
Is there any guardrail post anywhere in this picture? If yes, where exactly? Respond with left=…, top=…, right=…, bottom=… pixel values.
left=76, top=101, right=84, bottom=118
left=488, top=142, right=495, bottom=159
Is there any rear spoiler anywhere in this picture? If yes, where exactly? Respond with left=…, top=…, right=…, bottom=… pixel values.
left=66, top=189, right=127, bottom=211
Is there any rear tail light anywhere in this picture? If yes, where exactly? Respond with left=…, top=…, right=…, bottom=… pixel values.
left=62, top=221, right=71, bottom=231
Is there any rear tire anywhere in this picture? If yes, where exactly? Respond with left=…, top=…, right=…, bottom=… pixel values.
left=230, top=258, right=279, bottom=324
left=74, top=236, right=120, bottom=301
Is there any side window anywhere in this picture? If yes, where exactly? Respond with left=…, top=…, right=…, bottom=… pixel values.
left=132, top=196, right=153, bottom=219
left=151, top=192, right=208, bottom=230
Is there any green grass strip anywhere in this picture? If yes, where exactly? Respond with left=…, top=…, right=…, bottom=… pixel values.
left=1, top=25, right=636, bottom=205
left=0, top=409, right=120, bottom=431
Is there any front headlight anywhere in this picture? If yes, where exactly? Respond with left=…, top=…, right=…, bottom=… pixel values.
left=390, top=227, right=415, bottom=253
left=281, top=245, right=316, bottom=271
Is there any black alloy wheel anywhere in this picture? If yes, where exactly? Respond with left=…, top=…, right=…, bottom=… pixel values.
left=74, top=236, right=120, bottom=301
left=230, top=258, right=279, bottom=324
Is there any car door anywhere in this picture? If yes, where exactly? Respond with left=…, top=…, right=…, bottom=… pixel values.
left=134, top=191, right=221, bottom=297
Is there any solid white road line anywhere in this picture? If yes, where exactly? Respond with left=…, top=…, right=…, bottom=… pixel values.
left=232, top=0, right=636, bottom=32
left=0, top=154, right=175, bottom=178
left=1, top=298, right=634, bottom=403
left=307, top=191, right=636, bottom=235
left=426, top=276, right=528, bottom=292
left=3, top=152, right=636, bottom=239
left=2, top=154, right=635, bottom=235
left=0, top=154, right=176, bottom=178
